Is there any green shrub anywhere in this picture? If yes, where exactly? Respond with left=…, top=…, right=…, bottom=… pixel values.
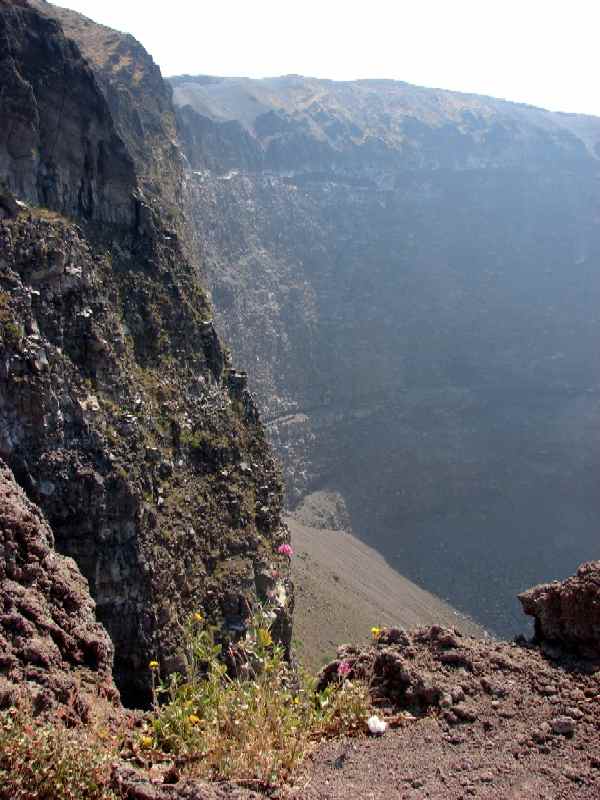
left=143, top=607, right=371, bottom=786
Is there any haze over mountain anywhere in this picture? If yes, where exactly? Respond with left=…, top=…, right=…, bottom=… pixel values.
left=171, top=73, right=600, bottom=636
left=1, top=5, right=600, bottom=798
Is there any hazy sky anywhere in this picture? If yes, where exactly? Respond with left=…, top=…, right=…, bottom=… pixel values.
left=53, top=0, right=599, bottom=117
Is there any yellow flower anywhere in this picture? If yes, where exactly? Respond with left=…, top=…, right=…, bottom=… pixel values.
left=188, top=714, right=200, bottom=725
left=149, top=660, right=159, bottom=670
left=192, top=612, right=203, bottom=623
left=140, top=736, right=153, bottom=748
left=371, top=627, right=382, bottom=638
left=257, top=628, right=273, bottom=647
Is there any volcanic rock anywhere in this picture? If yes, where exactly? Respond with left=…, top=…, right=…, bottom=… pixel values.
left=0, top=458, right=117, bottom=718
left=519, top=561, right=600, bottom=659
left=0, top=0, right=292, bottom=706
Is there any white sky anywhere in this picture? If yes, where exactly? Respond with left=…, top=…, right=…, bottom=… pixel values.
left=52, top=0, right=599, bottom=117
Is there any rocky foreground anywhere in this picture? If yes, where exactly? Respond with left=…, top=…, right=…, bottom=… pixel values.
left=103, top=564, right=599, bottom=799
left=0, top=435, right=598, bottom=798
left=2, top=434, right=597, bottom=800
left=0, top=459, right=118, bottom=719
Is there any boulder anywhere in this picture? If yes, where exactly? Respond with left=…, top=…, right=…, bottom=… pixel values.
left=0, top=181, right=19, bottom=220
left=0, top=458, right=118, bottom=718
left=519, top=561, right=600, bottom=659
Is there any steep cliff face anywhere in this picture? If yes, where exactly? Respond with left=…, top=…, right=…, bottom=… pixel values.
left=0, top=2, right=292, bottom=706
left=0, top=0, right=136, bottom=224
left=29, top=0, right=183, bottom=216
left=173, top=75, right=600, bottom=637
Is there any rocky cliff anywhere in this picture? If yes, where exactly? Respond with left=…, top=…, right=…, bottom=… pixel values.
left=0, top=1, right=292, bottom=706
left=172, top=74, right=600, bottom=637
left=0, top=0, right=136, bottom=224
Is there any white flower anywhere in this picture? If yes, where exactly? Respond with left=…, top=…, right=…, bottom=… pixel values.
left=367, top=714, right=388, bottom=735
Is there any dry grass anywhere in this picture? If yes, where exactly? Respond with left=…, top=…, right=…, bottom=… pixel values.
left=0, top=610, right=372, bottom=796
left=0, top=707, right=122, bottom=800
left=142, top=611, right=371, bottom=787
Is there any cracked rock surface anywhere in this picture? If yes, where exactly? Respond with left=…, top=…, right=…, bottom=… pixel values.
left=0, top=458, right=117, bottom=719
left=0, top=0, right=292, bottom=707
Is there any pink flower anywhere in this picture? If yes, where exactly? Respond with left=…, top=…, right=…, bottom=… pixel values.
left=277, top=543, right=294, bottom=558
left=337, top=660, right=351, bottom=678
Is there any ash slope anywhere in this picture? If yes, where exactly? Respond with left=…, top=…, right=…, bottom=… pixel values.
left=288, top=491, right=484, bottom=670
left=172, top=73, right=600, bottom=638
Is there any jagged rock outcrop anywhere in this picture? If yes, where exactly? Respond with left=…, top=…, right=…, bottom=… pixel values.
left=0, top=1, right=292, bottom=706
left=172, top=74, right=600, bottom=637
left=0, top=458, right=117, bottom=719
left=519, top=561, right=600, bottom=659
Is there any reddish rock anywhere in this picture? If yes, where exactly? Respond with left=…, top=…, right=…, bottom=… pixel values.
left=519, top=562, right=600, bottom=659
left=0, top=459, right=118, bottom=718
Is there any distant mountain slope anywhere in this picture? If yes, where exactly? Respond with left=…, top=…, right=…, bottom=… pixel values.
left=172, top=73, right=600, bottom=638
left=171, top=73, right=600, bottom=173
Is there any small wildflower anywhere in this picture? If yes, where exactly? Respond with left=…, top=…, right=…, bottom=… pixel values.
left=188, top=714, right=200, bottom=725
left=370, top=626, right=382, bottom=638
left=337, top=660, right=351, bottom=678
left=257, top=628, right=273, bottom=647
left=140, top=735, right=153, bottom=748
left=277, top=543, right=294, bottom=557
left=367, top=714, right=388, bottom=735
left=149, top=660, right=159, bottom=670
left=192, top=612, right=203, bottom=623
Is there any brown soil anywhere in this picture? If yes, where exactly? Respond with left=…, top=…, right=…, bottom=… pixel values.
left=286, top=631, right=600, bottom=800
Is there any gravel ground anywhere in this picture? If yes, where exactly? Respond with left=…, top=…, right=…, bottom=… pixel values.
left=286, top=633, right=600, bottom=800
left=115, top=630, right=599, bottom=800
